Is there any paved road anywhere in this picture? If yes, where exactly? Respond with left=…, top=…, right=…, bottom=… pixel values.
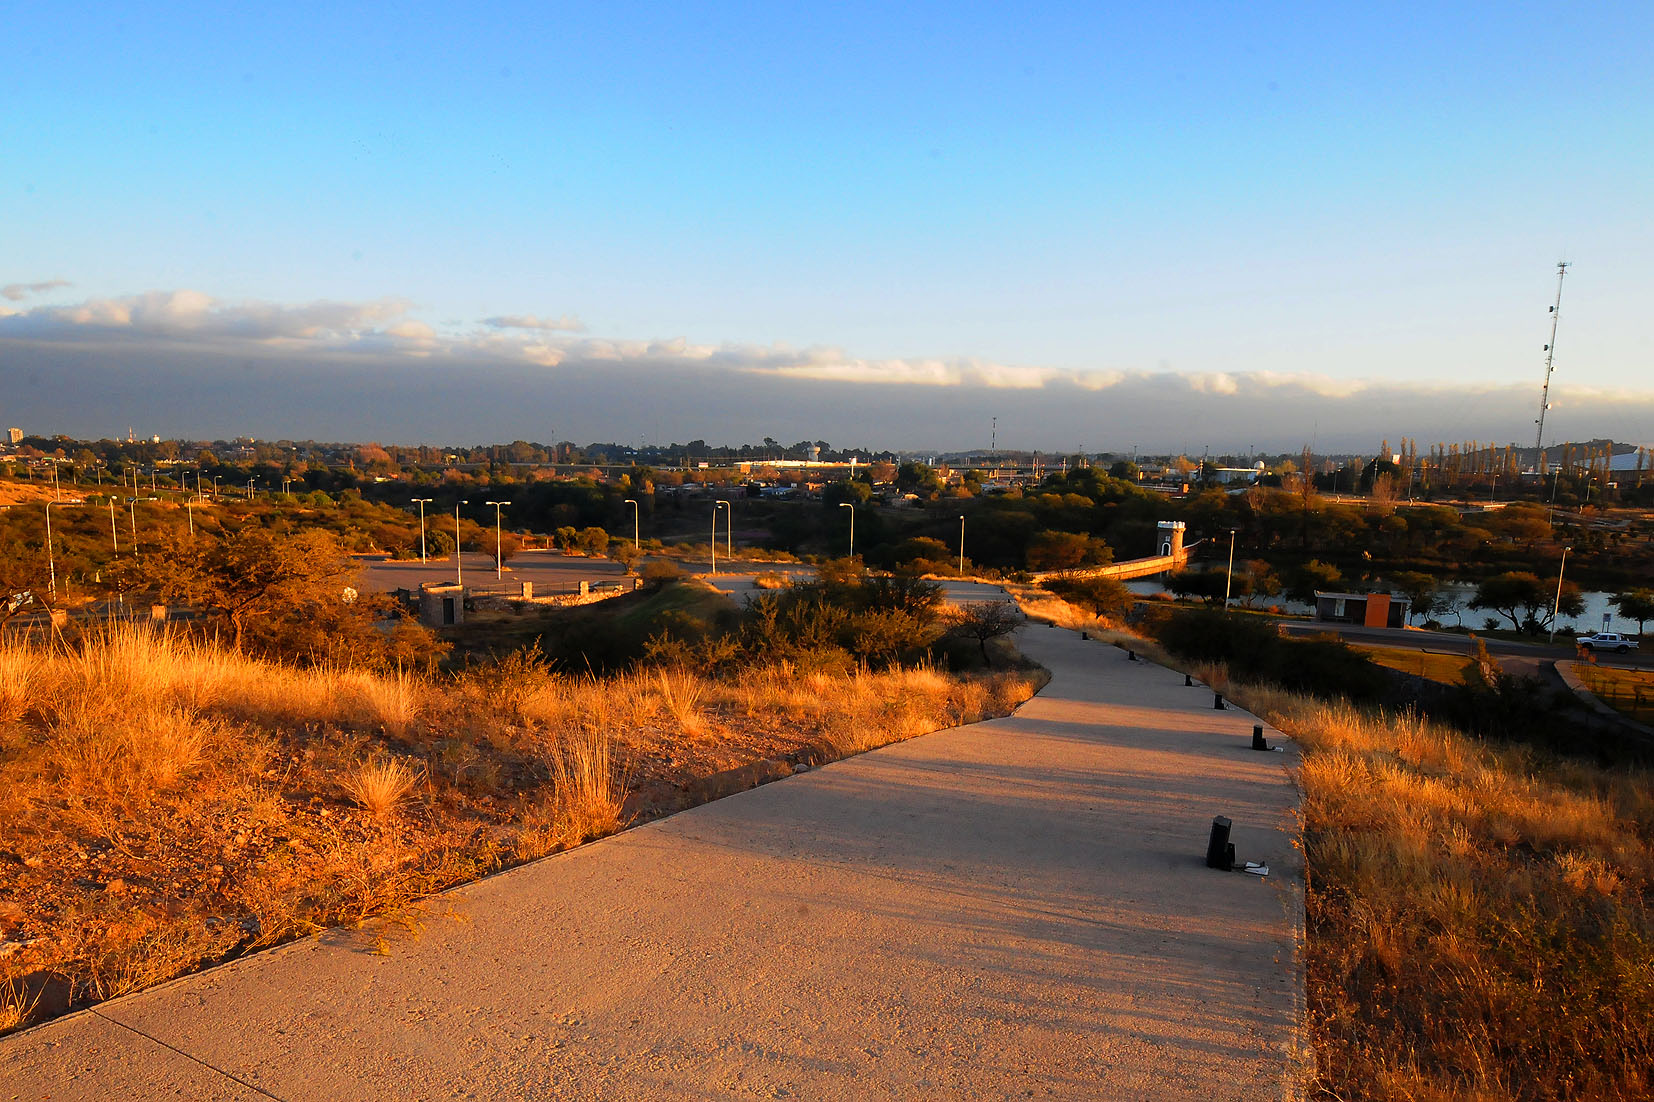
left=354, top=551, right=629, bottom=595
left=1278, top=620, right=1651, bottom=672
left=1, top=600, right=1302, bottom=1100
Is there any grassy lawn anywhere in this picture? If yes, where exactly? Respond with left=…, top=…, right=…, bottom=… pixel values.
left=1356, top=645, right=1470, bottom=685
left=1577, top=665, right=1654, bottom=725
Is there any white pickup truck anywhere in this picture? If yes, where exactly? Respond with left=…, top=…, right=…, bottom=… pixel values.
left=1578, top=632, right=1639, bottom=654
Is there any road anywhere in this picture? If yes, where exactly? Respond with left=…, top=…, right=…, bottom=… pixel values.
left=1278, top=620, right=1651, bottom=673
left=1, top=593, right=1304, bottom=1100
left=353, top=550, right=629, bottom=594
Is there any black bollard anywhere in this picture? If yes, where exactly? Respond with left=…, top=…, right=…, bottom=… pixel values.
left=1213, top=692, right=1225, bottom=710
left=1081, top=631, right=1088, bottom=640
left=1128, top=650, right=1137, bottom=662
left=1206, top=816, right=1235, bottom=870
left=1184, top=673, right=1193, bottom=687
left=1252, top=724, right=1270, bottom=751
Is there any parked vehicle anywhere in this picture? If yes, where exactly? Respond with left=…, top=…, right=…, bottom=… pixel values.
left=1578, top=632, right=1639, bottom=654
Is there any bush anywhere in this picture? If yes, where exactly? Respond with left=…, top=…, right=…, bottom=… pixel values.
left=639, top=559, right=686, bottom=588
left=1150, top=608, right=1386, bottom=701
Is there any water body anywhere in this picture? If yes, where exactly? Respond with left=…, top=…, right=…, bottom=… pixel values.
left=1123, top=578, right=1631, bottom=635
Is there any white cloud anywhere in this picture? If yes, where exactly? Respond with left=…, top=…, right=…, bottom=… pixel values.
left=5, top=285, right=1653, bottom=451
left=483, top=314, right=585, bottom=332
left=1, top=279, right=71, bottom=302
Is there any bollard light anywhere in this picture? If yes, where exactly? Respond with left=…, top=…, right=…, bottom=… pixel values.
left=1128, top=650, right=1137, bottom=662
left=1213, top=692, right=1225, bottom=710
left=1206, top=816, right=1235, bottom=871
left=1184, top=673, right=1193, bottom=687
left=1252, top=725, right=1270, bottom=751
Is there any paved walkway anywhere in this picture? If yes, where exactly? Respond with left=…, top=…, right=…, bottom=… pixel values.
left=2, top=615, right=1303, bottom=1100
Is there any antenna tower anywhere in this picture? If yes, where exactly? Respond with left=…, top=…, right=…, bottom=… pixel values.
left=1533, top=261, right=1569, bottom=468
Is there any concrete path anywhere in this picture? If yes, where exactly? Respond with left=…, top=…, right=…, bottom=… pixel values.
left=3, top=618, right=1303, bottom=1100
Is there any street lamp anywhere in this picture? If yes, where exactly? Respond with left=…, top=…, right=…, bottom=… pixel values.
left=109, top=498, right=120, bottom=552
left=454, top=501, right=468, bottom=587
left=128, top=497, right=139, bottom=547
left=710, top=503, right=720, bottom=576
left=485, top=501, right=511, bottom=580
left=716, top=500, right=732, bottom=566
left=1223, top=528, right=1238, bottom=612
left=184, top=496, right=195, bottom=538
left=958, top=515, right=966, bottom=576
left=839, top=501, right=855, bottom=558
left=44, top=500, right=80, bottom=597
left=412, top=498, right=433, bottom=563
left=1551, top=546, right=1573, bottom=644
left=623, top=499, right=640, bottom=550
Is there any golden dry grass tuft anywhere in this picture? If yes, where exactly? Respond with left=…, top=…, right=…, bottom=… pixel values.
left=342, top=757, right=424, bottom=820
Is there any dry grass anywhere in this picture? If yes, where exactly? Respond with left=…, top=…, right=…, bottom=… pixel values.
left=1166, top=657, right=1654, bottom=1101
left=1003, top=581, right=1109, bottom=632
left=342, top=757, right=424, bottom=820
left=0, top=620, right=1040, bottom=1036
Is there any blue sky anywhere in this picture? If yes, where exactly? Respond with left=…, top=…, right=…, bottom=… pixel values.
left=2, top=2, right=1651, bottom=448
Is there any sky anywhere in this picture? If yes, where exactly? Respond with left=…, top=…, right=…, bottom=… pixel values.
left=2, top=2, right=1651, bottom=452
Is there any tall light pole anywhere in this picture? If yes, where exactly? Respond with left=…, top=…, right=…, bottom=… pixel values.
left=710, top=503, right=720, bottom=576
left=486, top=501, right=510, bottom=580
left=44, top=501, right=69, bottom=596
left=716, top=500, right=732, bottom=565
left=454, top=501, right=468, bottom=588
left=412, top=498, right=433, bottom=563
left=184, top=497, right=195, bottom=538
left=1550, top=546, right=1572, bottom=644
left=623, top=498, right=640, bottom=550
left=109, top=499, right=119, bottom=552
left=1223, top=528, right=1238, bottom=612
left=839, top=501, right=854, bottom=558
left=958, top=515, right=966, bottom=576
left=128, top=498, right=139, bottom=547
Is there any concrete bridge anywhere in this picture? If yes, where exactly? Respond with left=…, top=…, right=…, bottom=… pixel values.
left=1031, top=519, right=1194, bottom=584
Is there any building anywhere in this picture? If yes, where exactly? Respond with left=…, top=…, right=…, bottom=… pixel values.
left=6, top=428, right=21, bottom=445
left=1314, top=591, right=1405, bottom=629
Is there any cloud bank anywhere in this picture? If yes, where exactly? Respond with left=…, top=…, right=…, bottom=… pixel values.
left=2, top=287, right=1650, bottom=451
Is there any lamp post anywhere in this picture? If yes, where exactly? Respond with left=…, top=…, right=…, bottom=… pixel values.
left=716, top=500, right=732, bottom=567
left=454, top=501, right=468, bottom=587
left=485, top=501, right=510, bottom=579
left=128, top=497, right=139, bottom=547
left=109, top=499, right=119, bottom=552
left=958, top=515, right=966, bottom=576
left=44, top=501, right=69, bottom=596
left=1223, top=528, right=1238, bottom=612
left=710, top=503, right=720, bottom=576
left=412, top=498, right=433, bottom=563
left=839, top=501, right=854, bottom=558
left=184, top=496, right=195, bottom=538
left=623, top=499, right=640, bottom=550
left=1550, top=546, right=1572, bottom=644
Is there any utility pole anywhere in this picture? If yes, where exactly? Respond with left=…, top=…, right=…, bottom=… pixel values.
left=1534, top=261, right=1570, bottom=470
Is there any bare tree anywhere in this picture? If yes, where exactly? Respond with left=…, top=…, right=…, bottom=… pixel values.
left=957, top=600, right=1023, bottom=666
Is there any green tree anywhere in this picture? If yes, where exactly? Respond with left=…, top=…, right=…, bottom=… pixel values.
left=122, top=528, right=355, bottom=650
left=1470, top=571, right=1584, bottom=635
left=1609, top=589, right=1654, bottom=635
left=1024, top=530, right=1113, bottom=572
left=1389, top=571, right=1438, bottom=624
left=1286, top=559, right=1343, bottom=604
